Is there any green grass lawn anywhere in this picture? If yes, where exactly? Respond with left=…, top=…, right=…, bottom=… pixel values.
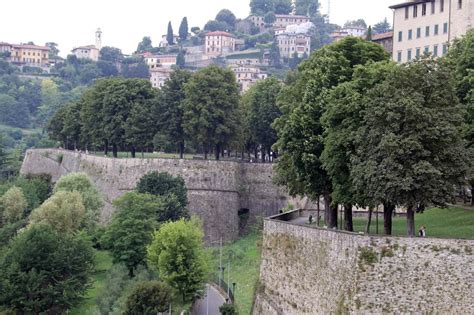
left=210, top=233, right=262, bottom=315
left=70, top=250, right=113, bottom=315
left=351, top=207, right=474, bottom=239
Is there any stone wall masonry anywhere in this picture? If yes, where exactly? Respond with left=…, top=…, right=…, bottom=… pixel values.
left=20, top=149, right=291, bottom=242
left=253, top=215, right=474, bottom=314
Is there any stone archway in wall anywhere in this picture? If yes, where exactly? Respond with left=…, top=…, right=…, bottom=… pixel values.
left=238, top=208, right=250, bottom=236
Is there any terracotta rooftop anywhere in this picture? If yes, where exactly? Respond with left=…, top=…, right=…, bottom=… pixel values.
left=275, top=14, right=310, bottom=19
left=11, top=44, right=50, bottom=50
left=389, top=0, right=431, bottom=9
left=72, top=45, right=98, bottom=51
left=372, top=31, right=394, bottom=41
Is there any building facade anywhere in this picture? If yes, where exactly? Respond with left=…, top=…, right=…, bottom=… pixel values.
left=205, top=31, right=235, bottom=56
left=144, top=54, right=177, bottom=69
left=150, top=67, right=173, bottom=89
left=372, top=31, right=394, bottom=55
left=9, top=44, right=50, bottom=67
left=276, top=33, right=311, bottom=59
left=391, top=0, right=473, bottom=63
left=273, top=14, right=311, bottom=28
left=330, top=26, right=367, bottom=42
left=71, top=28, right=102, bottom=61
left=230, top=65, right=268, bottom=93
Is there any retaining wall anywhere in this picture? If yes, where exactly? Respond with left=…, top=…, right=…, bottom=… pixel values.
left=253, top=214, right=474, bottom=314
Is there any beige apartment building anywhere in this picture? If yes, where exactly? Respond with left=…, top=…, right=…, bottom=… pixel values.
left=273, top=14, right=311, bottom=28
left=150, top=67, right=173, bottom=89
left=276, top=32, right=311, bottom=59
left=231, top=65, right=268, bottom=93
left=143, top=53, right=177, bottom=69
left=391, top=0, right=473, bottom=63
left=205, top=31, right=235, bottom=56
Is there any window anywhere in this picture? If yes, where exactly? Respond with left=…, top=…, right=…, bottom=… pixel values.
left=397, top=51, right=402, bottom=62
left=426, top=26, right=430, bottom=37
left=458, top=0, right=462, bottom=9
left=416, top=47, right=421, bottom=58
left=434, top=24, right=439, bottom=35
left=431, top=1, right=436, bottom=14
left=440, top=0, right=444, bottom=12
left=398, top=31, right=403, bottom=42
left=443, top=22, right=448, bottom=33
left=413, top=5, right=418, bottom=17
left=424, top=46, right=430, bottom=54
left=417, top=27, right=421, bottom=38
left=433, top=45, right=438, bottom=56
left=422, top=3, right=426, bottom=15
left=405, top=7, right=409, bottom=19
left=408, top=29, right=413, bottom=40
left=442, top=44, right=448, bottom=55
left=407, top=49, right=413, bottom=61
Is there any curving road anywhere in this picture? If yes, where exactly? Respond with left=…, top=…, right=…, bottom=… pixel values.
left=193, top=284, right=227, bottom=315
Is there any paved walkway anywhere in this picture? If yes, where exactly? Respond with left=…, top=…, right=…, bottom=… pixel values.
left=193, top=284, right=227, bottom=315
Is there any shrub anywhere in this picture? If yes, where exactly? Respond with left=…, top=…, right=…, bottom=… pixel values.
left=220, top=303, right=238, bottom=315
left=124, top=281, right=172, bottom=315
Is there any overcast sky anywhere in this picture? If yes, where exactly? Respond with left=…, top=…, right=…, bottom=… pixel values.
left=0, top=0, right=401, bottom=57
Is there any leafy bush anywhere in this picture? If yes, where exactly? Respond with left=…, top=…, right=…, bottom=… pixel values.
left=124, top=281, right=172, bottom=315
left=220, top=303, right=238, bottom=315
left=136, top=171, right=188, bottom=208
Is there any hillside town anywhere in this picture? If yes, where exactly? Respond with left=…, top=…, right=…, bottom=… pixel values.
left=0, top=0, right=474, bottom=314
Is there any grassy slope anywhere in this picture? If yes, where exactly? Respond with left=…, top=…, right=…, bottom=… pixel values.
left=211, top=233, right=262, bottom=315
left=352, top=207, right=474, bottom=239
left=70, top=250, right=113, bottom=315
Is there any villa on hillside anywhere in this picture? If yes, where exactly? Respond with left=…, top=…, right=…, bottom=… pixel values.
left=204, top=31, right=236, bottom=56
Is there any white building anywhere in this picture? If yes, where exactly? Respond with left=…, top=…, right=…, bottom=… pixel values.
left=330, top=26, right=366, bottom=42
left=231, top=65, right=268, bottom=93
left=143, top=53, right=177, bottom=69
left=205, top=31, right=236, bottom=56
left=276, top=32, right=311, bottom=59
left=71, top=28, right=102, bottom=61
left=391, top=0, right=473, bottom=63
left=150, top=67, right=173, bottom=89
left=159, top=34, right=180, bottom=47
left=273, top=14, right=311, bottom=28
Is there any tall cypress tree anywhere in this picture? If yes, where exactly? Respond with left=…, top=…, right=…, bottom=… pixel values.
left=167, top=22, right=174, bottom=46
left=179, top=17, right=188, bottom=42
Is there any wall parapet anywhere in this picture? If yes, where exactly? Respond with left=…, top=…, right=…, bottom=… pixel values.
left=254, top=210, right=474, bottom=314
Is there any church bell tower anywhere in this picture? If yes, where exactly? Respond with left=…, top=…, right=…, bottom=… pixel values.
left=95, top=28, right=102, bottom=50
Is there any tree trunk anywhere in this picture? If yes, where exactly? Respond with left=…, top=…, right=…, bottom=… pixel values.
left=383, top=203, right=395, bottom=235
left=344, top=203, right=353, bottom=231
left=323, top=193, right=331, bottom=226
left=254, top=148, right=258, bottom=161
left=261, top=150, right=266, bottom=163
left=104, top=140, right=109, bottom=156
left=131, top=146, right=136, bottom=158
left=317, top=196, right=321, bottom=227
left=406, top=205, right=415, bottom=237
left=141, top=147, right=144, bottom=158
left=179, top=142, right=184, bottom=159
left=112, top=144, right=118, bottom=158
left=215, top=144, right=221, bottom=160
left=365, top=207, right=373, bottom=234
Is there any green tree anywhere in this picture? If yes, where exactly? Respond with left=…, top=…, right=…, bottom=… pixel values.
left=53, top=172, right=103, bottom=231
left=273, top=37, right=388, bottom=228
left=0, top=186, right=27, bottom=225
left=136, top=171, right=188, bottom=208
left=125, top=98, right=158, bottom=157
left=102, top=192, right=159, bottom=276
left=321, top=61, right=394, bottom=232
left=0, top=224, right=94, bottom=314
left=344, top=19, right=367, bottom=29
left=183, top=65, right=240, bottom=160
left=124, top=281, right=172, bottom=315
left=28, top=191, right=86, bottom=233
left=0, top=94, right=30, bottom=128
left=155, top=70, right=192, bottom=158
left=264, top=11, right=277, bottom=24
left=204, top=20, right=228, bottom=32
left=274, top=0, right=293, bottom=14
left=216, top=9, right=237, bottom=30
left=167, top=21, right=174, bottom=46
left=250, top=0, right=274, bottom=15
left=176, top=50, right=186, bottom=68
left=295, top=0, right=319, bottom=16
left=137, top=37, right=153, bottom=53
left=179, top=17, right=189, bottom=41
left=244, top=78, right=282, bottom=162
left=100, top=46, right=123, bottom=63
left=351, top=58, right=468, bottom=236
left=147, top=218, right=209, bottom=303
left=373, top=18, right=391, bottom=34
left=220, top=303, right=238, bottom=315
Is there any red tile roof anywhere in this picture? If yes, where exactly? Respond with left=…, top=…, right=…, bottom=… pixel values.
left=372, top=32, right=394, bottom=41
left=12, top=44, right=50, bottom=50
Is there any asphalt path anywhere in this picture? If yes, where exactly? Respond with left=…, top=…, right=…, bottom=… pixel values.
left=193, top=283, right=227, bottom=315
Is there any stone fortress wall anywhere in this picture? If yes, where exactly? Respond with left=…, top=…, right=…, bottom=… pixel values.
left=20, top=149, right=293, bottom=242
left=253, top=211, right=474, bottom=314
